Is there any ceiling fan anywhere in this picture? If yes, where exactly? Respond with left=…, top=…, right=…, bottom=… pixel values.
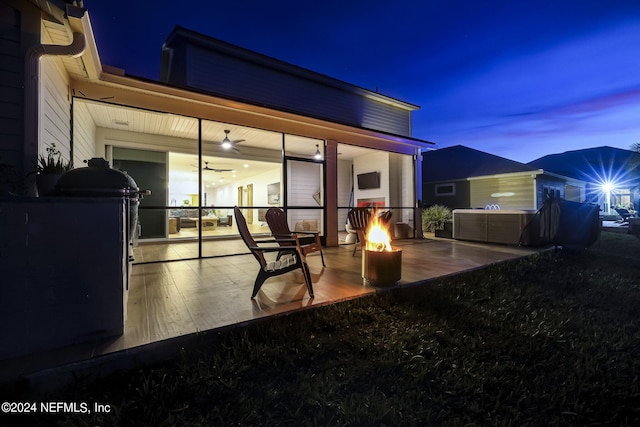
left=219, top=129, right=245, bottom=153
left=194, top=161, right=235, bottom=172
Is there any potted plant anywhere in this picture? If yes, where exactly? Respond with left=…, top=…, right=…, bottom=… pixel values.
left=34, top=143, right=73, bottom=196
left=422, top=205, right=453, bottom=238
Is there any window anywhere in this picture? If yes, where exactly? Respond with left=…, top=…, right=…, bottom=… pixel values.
left=435, top=183, right=456, bottom=196
left=543, top=185, right=561, bottom=200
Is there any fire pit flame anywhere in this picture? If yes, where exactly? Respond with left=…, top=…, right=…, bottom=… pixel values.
left=366, top=213, right=392, bottom=252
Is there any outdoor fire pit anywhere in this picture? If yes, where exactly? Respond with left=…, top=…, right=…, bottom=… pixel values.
left=361, top=211, right=402, bottom=287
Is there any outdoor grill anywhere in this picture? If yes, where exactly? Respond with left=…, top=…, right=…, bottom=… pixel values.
left=55, top=158, right=150, bottom=260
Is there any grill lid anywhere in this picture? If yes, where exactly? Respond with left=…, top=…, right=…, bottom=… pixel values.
left=55, top=158, right=141, bottom=196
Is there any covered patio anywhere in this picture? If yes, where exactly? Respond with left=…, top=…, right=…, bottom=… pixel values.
left=2, top=237, right=540, bottom=388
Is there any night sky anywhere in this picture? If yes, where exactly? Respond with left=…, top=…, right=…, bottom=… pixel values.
left=85, top=0, right=640, bottom=163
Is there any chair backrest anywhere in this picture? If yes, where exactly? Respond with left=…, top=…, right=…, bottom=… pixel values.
left=379, top=210, right=393, bottom=225
left=234, top=206, right=265, bottom=266
left=347, top=207, right=372, bottom=231
left=265, top=207, right=291, bottom=236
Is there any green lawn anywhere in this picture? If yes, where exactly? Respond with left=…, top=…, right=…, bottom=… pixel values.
left=4, top=232, right=640, bottom=426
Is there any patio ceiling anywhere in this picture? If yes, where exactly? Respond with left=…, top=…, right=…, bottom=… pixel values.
left=76, top=99, right=377, bottom=180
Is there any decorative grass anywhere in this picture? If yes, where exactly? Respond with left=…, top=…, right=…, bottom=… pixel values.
left=421, top=205, right=453, bottom=232
left=4, top=232, right=640, bottom=426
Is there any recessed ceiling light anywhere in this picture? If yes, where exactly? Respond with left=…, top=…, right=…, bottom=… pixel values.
left=243, top=164, right=249, bottom=168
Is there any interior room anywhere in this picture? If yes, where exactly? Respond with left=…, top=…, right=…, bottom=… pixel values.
left=72, top=98, right=416, bottom=262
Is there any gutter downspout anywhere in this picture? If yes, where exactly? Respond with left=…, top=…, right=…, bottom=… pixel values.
left=23, top=30, right=86, bottom=196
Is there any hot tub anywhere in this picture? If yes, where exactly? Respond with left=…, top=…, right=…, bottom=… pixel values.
left=452, top=209, right=537, bottom=245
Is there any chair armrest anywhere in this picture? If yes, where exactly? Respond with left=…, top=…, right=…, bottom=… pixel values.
left=254, top=238, right=298, bottom=245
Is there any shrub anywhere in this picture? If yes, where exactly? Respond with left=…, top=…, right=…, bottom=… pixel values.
left=422, top=205, right=452, bottom=232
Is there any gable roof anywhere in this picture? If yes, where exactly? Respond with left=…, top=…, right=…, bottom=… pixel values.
left=527, top=146, right=640, bottom=184
left=423, top=145, right=540, bottom=182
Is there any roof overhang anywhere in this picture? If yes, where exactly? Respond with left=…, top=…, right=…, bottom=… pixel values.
left=467, top=170, right=545, bottom=181
left=35, top=1, right=102, bottom=80
left=466, top=169, right=587, bottom=187
left=72, top=72, right=434, bottom=155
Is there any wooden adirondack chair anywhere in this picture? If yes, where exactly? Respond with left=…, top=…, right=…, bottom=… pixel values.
left=265, top=207, right=325, bottom=266
left=234, top=206, right=313, bottom=298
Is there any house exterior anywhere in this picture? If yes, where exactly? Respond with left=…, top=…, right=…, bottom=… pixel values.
left=422, top=145, right=585, bottom=211
left=528, top=146, right=640, bottom=214
left=2, top=0, right=433, bottom=246
left=1, top=0, right=434, bottom=359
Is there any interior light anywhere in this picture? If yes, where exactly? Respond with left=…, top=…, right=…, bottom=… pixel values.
left=491, top=192, right=515, bottom=197
left=602, top=182, right=614, bottom=192
left=243, top=164, right=249, bottom=168
left=314, top=144, right=322, bottom=160
left=221, top=138, right=231, bottom=149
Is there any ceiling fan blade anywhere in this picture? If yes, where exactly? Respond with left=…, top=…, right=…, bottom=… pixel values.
left=231, top=139, right=245, bottom=144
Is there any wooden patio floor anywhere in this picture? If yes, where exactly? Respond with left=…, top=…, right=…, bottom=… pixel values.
left=2, top=236, right=540, bottom=387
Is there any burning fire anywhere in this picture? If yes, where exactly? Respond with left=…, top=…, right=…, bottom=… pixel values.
left=365, top=211, right=392, bottom=252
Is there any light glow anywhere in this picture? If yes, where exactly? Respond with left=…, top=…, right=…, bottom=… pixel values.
left=601, top=182, right=614, bottom=193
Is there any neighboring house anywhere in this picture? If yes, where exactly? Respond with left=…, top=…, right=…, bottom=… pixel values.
left=528, top=146, right=640, bottom=213
left=422, top=145, right=585, bottom=211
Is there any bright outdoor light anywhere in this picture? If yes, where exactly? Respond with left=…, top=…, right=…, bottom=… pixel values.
left=601, top=181, right=614, bottom=214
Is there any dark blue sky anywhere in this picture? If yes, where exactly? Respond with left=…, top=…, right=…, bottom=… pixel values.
left=86, top=0, right=640, bottom=162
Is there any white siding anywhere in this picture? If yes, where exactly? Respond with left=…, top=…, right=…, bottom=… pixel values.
left=286, top=161, right=323, bottom=229
left=72, top=100, right=97, bottom=164
left=39, top=57, right=71, bottom=162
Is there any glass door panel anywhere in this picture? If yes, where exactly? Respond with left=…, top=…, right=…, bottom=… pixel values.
left=285, top=158, right=324, bottom=235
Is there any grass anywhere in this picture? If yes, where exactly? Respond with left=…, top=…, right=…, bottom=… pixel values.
left=3, top=232, right=640, bottom=426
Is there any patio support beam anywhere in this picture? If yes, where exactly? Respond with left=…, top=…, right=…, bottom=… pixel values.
left=325, top=140, right=339, bottom=247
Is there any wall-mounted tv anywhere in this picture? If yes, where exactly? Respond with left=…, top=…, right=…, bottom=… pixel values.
left=357, top=171, right=380, bottom=190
